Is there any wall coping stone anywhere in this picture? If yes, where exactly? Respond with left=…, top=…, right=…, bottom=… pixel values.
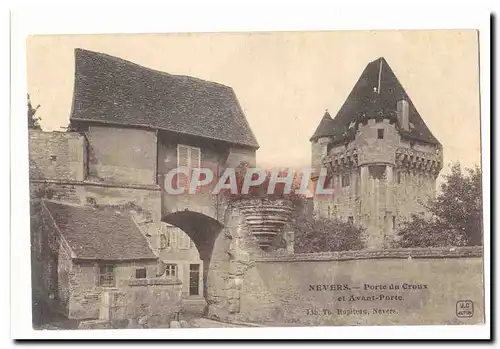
left=30, top=178, right=161, bottom=191
left=255, top=246, right=482, bottom=262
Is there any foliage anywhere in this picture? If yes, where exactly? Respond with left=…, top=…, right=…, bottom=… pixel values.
left=396, top=162, right=482, bottom=247
left=28, top=94, right=41, bottom=129
left=290, top=196, right=364, bottom=253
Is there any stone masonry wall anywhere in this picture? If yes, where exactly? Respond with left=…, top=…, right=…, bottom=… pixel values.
left=206, top=204, right=270, bottom=322
left=232, top=247, right=483, bottom=326
left=29, top=130, right=87, bottom=181
left=313, top=118, right=442, bottom=249
left=101, top=278, right=183, bottom=328
left=67, top=260, right=158, bottom=320
left=86, top=126, right=157, bottom=185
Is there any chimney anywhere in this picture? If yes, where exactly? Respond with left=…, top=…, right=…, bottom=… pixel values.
left=397, top=99, right=410, bottom=131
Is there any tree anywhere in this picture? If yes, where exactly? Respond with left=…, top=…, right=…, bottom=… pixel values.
left=397, top=162, right=483, bottom=247
left=28, top=94, right=41, bottom=129
left=287, top=196, right=364, bottom=253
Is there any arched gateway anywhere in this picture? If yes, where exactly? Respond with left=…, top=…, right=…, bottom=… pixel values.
left=161, top=210, right=223, bottom=304
left=161, top=204, right=267, bottom=320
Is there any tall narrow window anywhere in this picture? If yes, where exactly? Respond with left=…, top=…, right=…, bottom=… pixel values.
left=377, top=129, right=384, bottom=139
left=99, top=265, right=115, bottom=287
left=392, top=216, right=396, bottom=230
left=396, top=171, right=401, bottom=184
left=348, top=216, right=354, bottom=225
left=176, top=144, right=201, bottom=189
left=159, top=234, right=170, bottom=249
left=178, top=231, right=190, bottom=250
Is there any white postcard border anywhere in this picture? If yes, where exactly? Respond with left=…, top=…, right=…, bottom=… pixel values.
left=9, top=0, right=491, bottom=340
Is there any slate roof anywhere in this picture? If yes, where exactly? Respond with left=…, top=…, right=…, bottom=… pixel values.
left=310, top=57, right=440, bottom=145
left=43, top=200, right=157, bottom=261
left=310, top=110, right=336, bottom=141
left=70, top=48, right=259, bottom=149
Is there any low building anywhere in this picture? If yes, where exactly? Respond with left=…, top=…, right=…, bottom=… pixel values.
left=32, top=200, right=162, bottom=320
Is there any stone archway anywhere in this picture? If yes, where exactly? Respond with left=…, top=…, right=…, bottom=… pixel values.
left=162, top=205, right=266, bottom=320
left=162, top=210, right=225, bottom=314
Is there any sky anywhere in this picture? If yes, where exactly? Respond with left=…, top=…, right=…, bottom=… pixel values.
left=26, top=30, right=481, bottom=178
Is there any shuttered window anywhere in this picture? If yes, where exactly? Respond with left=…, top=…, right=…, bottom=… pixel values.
left=178, top=231, right=190, bottom=250
left=177, top=144, right=201, bottom=189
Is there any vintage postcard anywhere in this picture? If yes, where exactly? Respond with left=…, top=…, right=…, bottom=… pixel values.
left=14, top=17, right=489, bottom=339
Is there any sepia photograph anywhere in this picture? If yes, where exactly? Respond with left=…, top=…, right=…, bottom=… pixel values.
left=10, top=5, right=491, bottom=340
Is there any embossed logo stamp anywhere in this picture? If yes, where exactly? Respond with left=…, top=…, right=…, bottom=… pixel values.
left=456, top=300, right=474, bottom=318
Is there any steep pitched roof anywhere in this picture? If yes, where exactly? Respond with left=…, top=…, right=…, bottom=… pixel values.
left=310, top=57, right=440, bottom=145
left=70, top=48, right=259, bottom=149
left=310, top=110, right=336, bottom=141
left=43, top=200, right=157, bottom=261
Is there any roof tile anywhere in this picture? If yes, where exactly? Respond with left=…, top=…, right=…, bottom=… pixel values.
left=311, top=57, right=440, bottom=145
left=43, top=200, right=157, bottom=261
left=70, top=49, right=259, bottom=149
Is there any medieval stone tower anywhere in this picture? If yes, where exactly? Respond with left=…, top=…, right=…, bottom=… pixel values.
left=310, top=57, right=443, bottom=249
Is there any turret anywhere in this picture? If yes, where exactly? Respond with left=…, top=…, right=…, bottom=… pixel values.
left=310, top=57, right=443, bottom=249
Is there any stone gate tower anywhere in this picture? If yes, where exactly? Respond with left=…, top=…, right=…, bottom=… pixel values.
left=310, top=57, right=443, bottom=249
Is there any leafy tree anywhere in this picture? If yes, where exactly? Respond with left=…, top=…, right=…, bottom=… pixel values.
left=397, top=162, right=482, bottom=247
left=288, top=196, right=364, bottom=253
left=28, top=94, right=41, bottom=129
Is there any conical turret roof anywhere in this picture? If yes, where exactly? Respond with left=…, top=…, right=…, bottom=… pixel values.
left=309, top=110, right=336, bottom=141
left=310, top=57, right=440, bottom=145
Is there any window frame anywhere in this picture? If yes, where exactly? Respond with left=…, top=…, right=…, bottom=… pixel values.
left=165, top=264, right=178, bottom=278
left=135, top=267, right=147, bottom=279
left=396, top=171, right=401, bottom=184
left=98, top=264, right=116, bottom=287
left=176, top=144, right=202, bottom=189
left=377, top=129, right=384, bottom=139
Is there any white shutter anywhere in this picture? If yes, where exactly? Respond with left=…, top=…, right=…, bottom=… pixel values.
left=168, top=226, right=178, bottom=249
left=177, top=145, right=189, bottom=189
left=179, top=231, right=190, bottom=250
left=177, top=145, right=189, bottom=168
left=189, top=147, right=201, bottom=190
left=190, top=147, right=201, bottom=169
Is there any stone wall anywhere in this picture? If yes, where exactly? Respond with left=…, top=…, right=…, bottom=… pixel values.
left=86, top=126, right=157, bottom=185
left=29, top=130, right=87, bottom=181
left=157, top=130, right=256, bottom=222
left=67, top=259, right=158, bottom=320
left=31, top=199, right=61, bottom=324
left=224, top=246, right=483, bottom=326
left=206, top=205, right=271, bottom=321
left=100, top=278, right=183, bottom=328
left=355, top=119, right=399, bottom=166
left=313, top=117, right=443, bottom=249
